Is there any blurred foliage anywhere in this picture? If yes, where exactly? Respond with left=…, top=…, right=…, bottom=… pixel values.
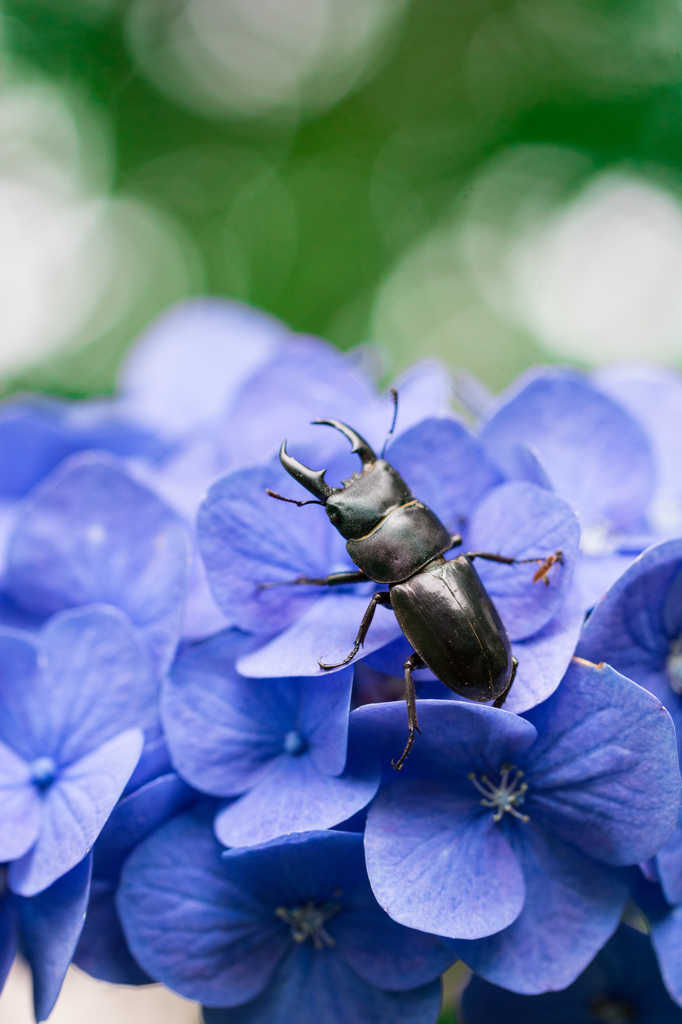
left=5, top=0, right=682, bottom=395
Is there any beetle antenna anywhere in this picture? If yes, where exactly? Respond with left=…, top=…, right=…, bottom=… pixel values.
left=381, top=388, right=399, bottom=458
left=266, top=489, right=325, bottom=507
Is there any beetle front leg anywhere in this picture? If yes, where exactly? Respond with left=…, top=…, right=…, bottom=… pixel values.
left=259, top=569, right=369, bottom=590
left=318, top=591, right=392, bottom=670
left=493, top=656, right=518, bottom=709
left=392, top=652, right=425, bottom=771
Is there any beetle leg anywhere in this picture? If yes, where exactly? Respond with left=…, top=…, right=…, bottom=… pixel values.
left=318, top=591, right=392, bottom=670
left=392, top=653, right=425, bottom=771
left=465, top=549, right=563, bottom=577
left=259, top=569, right=369, bottom=590
left=492, top=656, right=518, bottom=709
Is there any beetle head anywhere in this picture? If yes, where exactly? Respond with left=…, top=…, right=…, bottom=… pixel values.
left=279, top=420, right=413, bottom=539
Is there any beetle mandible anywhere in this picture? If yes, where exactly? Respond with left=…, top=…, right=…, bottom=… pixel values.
left=265, top=407, right=562, bottom=769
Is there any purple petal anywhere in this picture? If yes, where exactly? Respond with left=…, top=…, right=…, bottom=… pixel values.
left=595, top=361, right=682, bottom=537
left=118, top=298, right=285, bottom=438
left=214, top=755, right=378, bottom=847
left=117, top=808, right=289, bottom=1006
left=9, top=729, right=144, bottom=896
left=478, top=369, right=655, bottom=531
left=0, top=740, right=41, bottom=861
left=7, top=454, right=191, bottom=671
left=657, top=814, right=682, bottom=906
left=506, top=583, right=585, bottom=714
left=74, top=877, right=152, bottom=986
left=651, top=904, right=682, bottom=1006
left=198, top=462, right=349, bottom=634
left=366, top=778, right=524, bottom=938
left=386, top=418, right=502, bottom=532
left=203, top=946, right=443, bottom=1024
left=0, top=897, right=17, bottom=995
left=16, top=853, right=92, bottom=1021
left=218, top=337, right=377, bottom=468
left=466, top=482, right=581, bottom=640
left=523, top=660, right=680, bottom=866
left=447, top=825, right=628, bottom=993
left=237, top=594, right=402, bottom=678
left=164, top=632, right=354, bottom=793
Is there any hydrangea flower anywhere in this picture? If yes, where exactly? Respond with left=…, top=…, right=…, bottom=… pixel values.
left=0, top=854, right=92, bottom=1022
left=476, top=367, right=657, bottom=606
left=461, top=924, right=682, bottom=1023
left=0, top=604, right=157, bottom=896
left=73, top=737, right=197, bottom=986
left=198, top=415, right=582, bottom=714
left=3, top=453, right=192, bottom=671
left=578, top=538, right=682, bottom=907
left=353, top=659, right=679, bottom=992
left=162, top=631, right=379, bottom=846
left=116, top=812, right=454, bottom=1023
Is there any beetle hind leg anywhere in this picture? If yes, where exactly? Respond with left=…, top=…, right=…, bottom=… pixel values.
left=492, top=656, right=518, bottom=709
left=391, top=652, right=425, bottom=771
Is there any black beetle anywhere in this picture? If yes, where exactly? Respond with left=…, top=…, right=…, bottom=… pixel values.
left=266, top=414, right=562, bottom=768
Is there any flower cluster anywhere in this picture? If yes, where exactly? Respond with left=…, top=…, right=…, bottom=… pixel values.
left=2, top=298, right=682, bottom=1022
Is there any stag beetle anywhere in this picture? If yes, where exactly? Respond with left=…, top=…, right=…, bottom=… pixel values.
left=265, top=406, right=562, bottom=768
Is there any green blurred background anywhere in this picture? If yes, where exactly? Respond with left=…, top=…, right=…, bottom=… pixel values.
left=4, top=0, right=682, bottom=400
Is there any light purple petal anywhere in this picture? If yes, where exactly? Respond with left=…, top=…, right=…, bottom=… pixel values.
left=657, top=813, right=682, bottom=906
left=523, top=660, right=680, bottom=866
left=478, top=369, right=655, bottom=531
left=9, top=728, right=144, bottom=896
left=0, top=740, right=41, bottom=861
left=386, top=418, right=502, bottom=532
left=506, top=583, right=585, bottom=714
left=237, top=593, right=402, bottom=678
left=214, top=755, right=378, bottom=847
left=118, top=298, right=285, bottom=438
left=466, top=481, right=581, bottom=640
left=7, top=453, right=191, bottom=671
left=198, top=461, right=349, bottom=634
left=447, top=825, right=628, bottom=993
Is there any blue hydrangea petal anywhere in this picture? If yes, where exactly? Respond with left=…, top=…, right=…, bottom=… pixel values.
left=595, top=362, right=682, bottom=538
left=478, top=369, right=655, bottom=532
left=651, top=903, right=682, bottom=1007
left=505, top=583, right=585, bottom=714
left=118, top=298, right=285, bottom=439
left=657, top=812, right=682, bottom=906
left=219, top=338, right=377, bottom=468
left=74, top=877, right=152, bottom=986
left=6, top=454, right=192, bottom=671
left=523, top=660, right=680, bottom=866
left=385, top=418, right=502, bottom=532
left=578, top=538, right=682, bottom=671
left=466, top=482, right=581, bottom=640
left=214, top=756, right=379, bottom=847
left=39, top=606, right=157, bottom=765
left=9, top=728, right=144, bottom=897
left=198, top=462, right=349, bottom=634
left=447, top=824, right=629, bottom=994
left=573, top=551, right=644, bottom=612
left=236, top=594, right=402, bottom=678
left=202, top=946, right=443, bottom=1024
left=365, top=777, right=524, bottom=939
left=163, top=632, right=354, bottom=792
left=0, top=742, right=41, bottom=861
left=93, top=773, right=196, bottom=882
left=16, top=852, right=92, bottom=1022
left=117, top=808, right=290, bottom=1006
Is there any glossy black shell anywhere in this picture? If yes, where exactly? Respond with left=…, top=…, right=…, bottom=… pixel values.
left=346, top=502, right=451, bottom=584
left=389, top=555, right=513, bottom=701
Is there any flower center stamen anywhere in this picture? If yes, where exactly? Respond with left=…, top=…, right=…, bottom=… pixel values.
left=468, top=764, right=529, bottom=823
left=283, top=730, right=307, bottom=756
left=275, top=897, right=341, bottom=950
left=30, top=756, right=57, bottom=791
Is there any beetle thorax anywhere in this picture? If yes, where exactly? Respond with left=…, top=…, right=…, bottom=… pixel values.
left=325, top=460, right=413, bottom=539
